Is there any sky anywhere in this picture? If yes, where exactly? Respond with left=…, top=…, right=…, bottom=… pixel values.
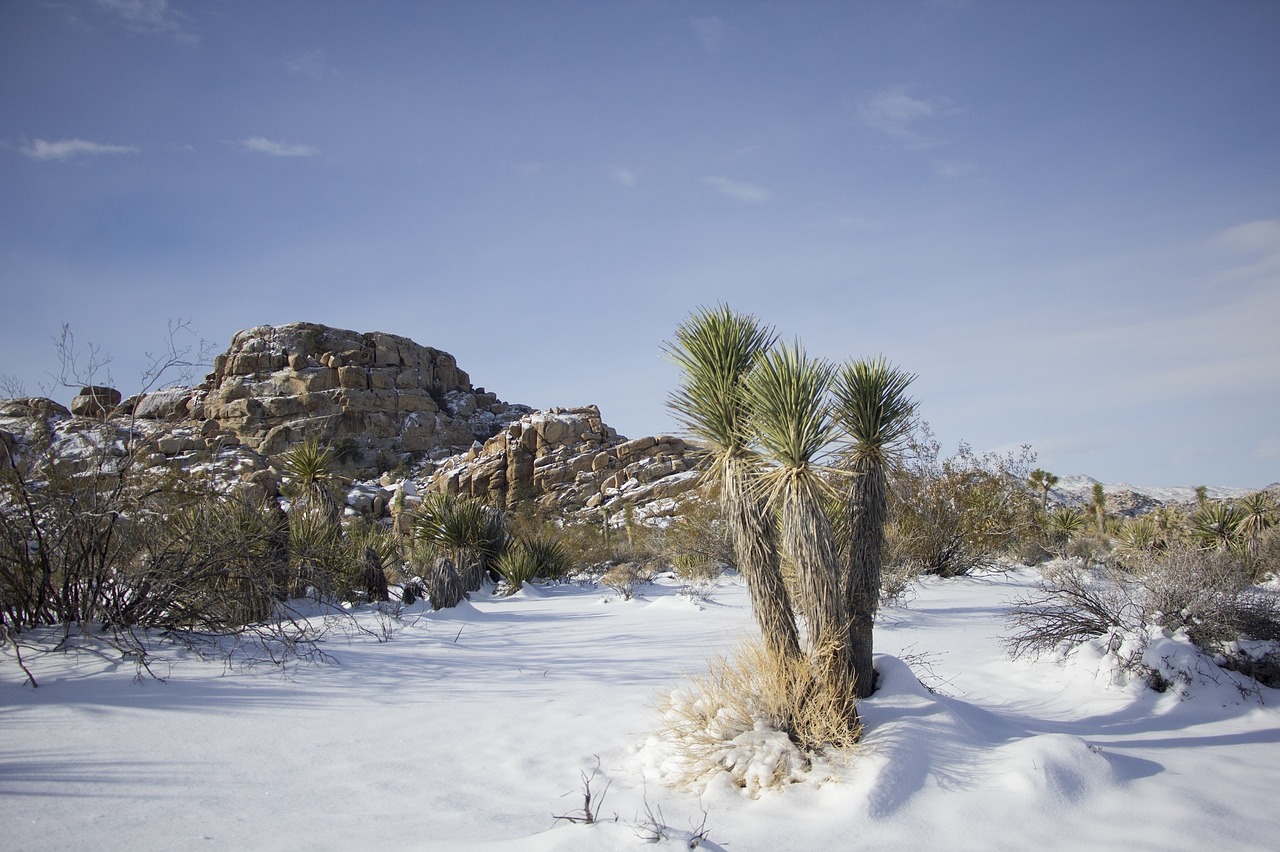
left=1, top=0, right=1277, bottom=489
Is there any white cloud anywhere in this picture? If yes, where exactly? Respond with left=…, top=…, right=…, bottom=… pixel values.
left=284, top=49, right=333, bottom=81
left=932, top=159, right=974, bottom=179
left=691, top=16, right=725, bottom=52
left=1214, top=219, right=1280, bottom=254
left=703, top=176, right=772, bottom=203
left=240, top=137, right=318, bottom=158
left=20, top=138, right=138, bottom=161
left=859, top=85, right=952, bottom=145
left=610, top=167, right=638, bottom=187
left=92, top=0, right=197, bottom=42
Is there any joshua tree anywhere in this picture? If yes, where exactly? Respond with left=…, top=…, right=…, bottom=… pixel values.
left=1028, top=468, right=1059, bottom=509
left=743, top=342, right=853, bottom=698
left=665, top=306, right=802, bottom=662
left=1090, top=482, right=1107, bottom=536
left=831, top=356, right=916, bottom=698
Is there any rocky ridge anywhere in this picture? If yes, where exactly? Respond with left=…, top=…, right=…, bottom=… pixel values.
left=0, top=322, right=706, bottom=521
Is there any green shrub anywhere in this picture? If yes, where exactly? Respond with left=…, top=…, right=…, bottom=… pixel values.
left=494, top=534, right=571, bottom=594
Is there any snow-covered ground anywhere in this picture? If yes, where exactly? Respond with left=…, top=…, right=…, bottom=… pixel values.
left=4, top=570, right=1280, bottom=851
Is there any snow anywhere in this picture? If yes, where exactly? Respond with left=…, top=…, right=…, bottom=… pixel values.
left=4, top=570, right=1280, bottom=851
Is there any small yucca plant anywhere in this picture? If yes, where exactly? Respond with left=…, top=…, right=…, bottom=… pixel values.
left=415, top=493, right=507, bottom=590
left=279, top=438, right=342, bottom=520
left=1189, top=502, right=1243, bottom=553
left=494, top=534, right=570, bottom=594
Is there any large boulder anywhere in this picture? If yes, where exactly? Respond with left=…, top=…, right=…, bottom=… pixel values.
left=69, top=387, right=122, bottom=419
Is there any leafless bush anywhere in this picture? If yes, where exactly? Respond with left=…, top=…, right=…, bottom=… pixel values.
left=1005, top=547, right=1280, bottom=687
left=1004, top=566, right=1144, bottom=659
left=601, top=562, right=653, bottom=600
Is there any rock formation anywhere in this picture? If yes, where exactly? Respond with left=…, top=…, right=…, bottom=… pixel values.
left=425, top=405, right=703, bottom=514
left=0, top=323, right=706, bottom=520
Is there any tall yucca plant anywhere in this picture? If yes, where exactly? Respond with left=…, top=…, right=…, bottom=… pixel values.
left=743, top=342, right=852, bottom=698
left=831, top=356, right=915, bottom=698
left=664, top=306, right=802, bottom=662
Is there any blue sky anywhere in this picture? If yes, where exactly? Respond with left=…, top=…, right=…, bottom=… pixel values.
left=2, top=0, right=1277, bottom=488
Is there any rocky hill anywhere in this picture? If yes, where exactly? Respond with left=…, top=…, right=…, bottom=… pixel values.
left=0, top=322, right=705, bottom=521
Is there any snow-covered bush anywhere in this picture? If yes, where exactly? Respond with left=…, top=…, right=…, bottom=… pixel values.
left=644, top=640, right=858, bottom=796
left=1005, top=547, right=1280, bottom=691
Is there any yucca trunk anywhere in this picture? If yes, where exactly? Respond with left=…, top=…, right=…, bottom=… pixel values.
left=779, top=475, right=853, bottom=696
left=722, top=457, right=802, bottom=662
left=844, top=456, right=885, bottom=697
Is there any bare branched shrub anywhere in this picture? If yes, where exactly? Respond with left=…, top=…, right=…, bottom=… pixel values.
left=660, top=492, right=734, bottom=573
left=1004, top=566, right=1144, bottom=659
left=601, top=562, right=653, bottom=600
left=654, top=640, right=858, bottom=794
left=1005, top=547, right=1280, bottom=688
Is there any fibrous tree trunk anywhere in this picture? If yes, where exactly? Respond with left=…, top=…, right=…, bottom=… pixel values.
left=722, top=459, right=802, bottom=662
left=844, top=457, right=885, bottom=697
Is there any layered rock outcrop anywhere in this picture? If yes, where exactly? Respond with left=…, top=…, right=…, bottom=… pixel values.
left=115, top=322, right=532, bottom=474
left=1, top=323, right=706, bottom=518
left=426, top=405, right=704, bottom=514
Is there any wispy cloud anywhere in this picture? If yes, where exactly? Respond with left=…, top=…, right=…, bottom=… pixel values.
left=284, top=49, right=334, bottom=81
left=20, top=138, right=138, bottom=161
left=932, top=159, right=974, bottom=179
left=240, top=137, right=317, bottom=157
left=703, top=176, right=772, bottom=203
left=92, top=0, right=197, bottom=43
left=859, top=85, right=954, bottom=146
left=1213, top=219, right=1280, bottom=254
left=691, top=16, right=726, bottom=52
left=610, top=167, right=638, bottom=188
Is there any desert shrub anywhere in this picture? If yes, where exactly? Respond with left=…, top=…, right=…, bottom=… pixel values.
left=887, top=426, right=1038, bottom=577
left=671, top=553, right=722, bottom=601
left=878, top=556, right=922, bottom=606
left=600, top=562, right=653, bottom=599
left=660, top=493, right=734, bottom=573
left=652, top=640, right=858, bottom=795
left=1005, top=547, right=1280, bottom=688
left=1250, top=526, right=1280, bottom=580
left=1065, top=532, right=1112, bottom=567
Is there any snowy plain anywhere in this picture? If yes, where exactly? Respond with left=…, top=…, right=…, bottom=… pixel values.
left=4, top=569, right=1280, bottom=851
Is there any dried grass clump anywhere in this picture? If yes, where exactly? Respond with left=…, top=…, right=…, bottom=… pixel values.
left=653, top=640, right=858, bottom=795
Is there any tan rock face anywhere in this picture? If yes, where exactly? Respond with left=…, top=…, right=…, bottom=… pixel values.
left=424, top=406, right=704, bottom=514
left=187, top=322, right=530, bottom=474
left=70, top=386, right=122, bottom=419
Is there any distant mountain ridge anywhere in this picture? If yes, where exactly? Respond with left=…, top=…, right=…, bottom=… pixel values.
left=1048, top=474, right=1274, bottom=517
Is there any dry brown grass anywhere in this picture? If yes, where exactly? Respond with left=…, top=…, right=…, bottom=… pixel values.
left=654, top=639, right=859, bottom=793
